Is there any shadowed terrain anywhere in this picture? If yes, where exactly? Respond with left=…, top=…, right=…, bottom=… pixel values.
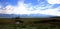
left=0, top=17, right=60, bottom=29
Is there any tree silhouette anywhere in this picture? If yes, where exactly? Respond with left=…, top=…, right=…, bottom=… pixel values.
left=50, top=16, right=60, bottom=18
left=15, top=16, right=20, bottom=19
left=12, top=16, right=24, bottom=23
left=12, top=16, right=20, bottom=19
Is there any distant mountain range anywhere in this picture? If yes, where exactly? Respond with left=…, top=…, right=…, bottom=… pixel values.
left=0, top=14, right=54, bottom=18
left=19, top=14, right=53, bottom=18
left=0, top=14, right=18, bottom=18
left=0, top=14, right=56, bottom=18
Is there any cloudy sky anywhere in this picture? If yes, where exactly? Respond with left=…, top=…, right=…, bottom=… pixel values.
left=0, top=0, right=60, bottom=18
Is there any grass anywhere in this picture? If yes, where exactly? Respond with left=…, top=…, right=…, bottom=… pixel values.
left=0, top=23, right=60, bottom=29
left=0, top=18, right=60, bottom=29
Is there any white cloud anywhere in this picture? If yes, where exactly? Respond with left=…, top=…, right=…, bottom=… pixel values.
left=0, top=6, right=2, bottom=8
left=47, top=0, right=60, bottom=4
left=0, top=5, right=14, bottom=14
left=0, top=0, right=60, bottom=16
left=0, top=6, right=5, bottom=13
left=38, top=6, right=60, bottom=16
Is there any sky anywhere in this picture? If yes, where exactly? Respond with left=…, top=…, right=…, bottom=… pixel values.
left=0, top=0, right=60, bottom=18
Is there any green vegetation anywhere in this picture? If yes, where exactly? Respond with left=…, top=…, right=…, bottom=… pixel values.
left=0, top=18, right=60, bottom=29
left=0, top=23, right=60, bottom=29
